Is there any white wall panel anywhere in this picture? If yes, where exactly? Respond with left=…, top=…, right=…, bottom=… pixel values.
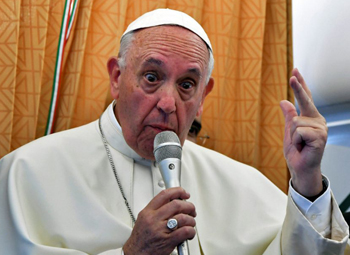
left=293, top=0, right=350, bottom=107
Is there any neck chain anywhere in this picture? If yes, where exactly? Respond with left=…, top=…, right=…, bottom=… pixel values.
left=98, top=115, right=136, bottom=224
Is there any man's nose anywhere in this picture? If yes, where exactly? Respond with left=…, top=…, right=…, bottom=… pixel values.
left=156, top=87, right=177, bottom=114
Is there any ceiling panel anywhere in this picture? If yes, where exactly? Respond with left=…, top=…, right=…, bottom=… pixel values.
left=293, top=0, right=350, bottom=107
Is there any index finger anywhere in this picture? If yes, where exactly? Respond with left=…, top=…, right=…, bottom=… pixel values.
left=147, top=187, right=190, bottom=210
left=290, top=72, right=319, bottom=118
left=291, top=68, right=313, bottom=99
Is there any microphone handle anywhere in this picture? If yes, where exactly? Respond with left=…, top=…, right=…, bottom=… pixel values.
left=178, top=240, right=190, bottom=255
left=158, top=158, right=190, bottom=255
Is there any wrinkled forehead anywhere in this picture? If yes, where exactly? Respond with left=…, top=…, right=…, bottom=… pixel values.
left=121, top=8, right=212, bottom=53
left=130, top=26, right=210, bottom=74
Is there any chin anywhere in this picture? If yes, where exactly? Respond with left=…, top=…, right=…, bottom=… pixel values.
left=136, top=140, right=156, bottom=160
left=139, top=150, right=155, bottom=160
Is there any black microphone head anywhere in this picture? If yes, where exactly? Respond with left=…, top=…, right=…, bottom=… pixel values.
left=153, top=131, right=182, bottom=163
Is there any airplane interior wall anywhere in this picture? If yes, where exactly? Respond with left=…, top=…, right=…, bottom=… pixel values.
left=293, top=0, right=350, bottom=213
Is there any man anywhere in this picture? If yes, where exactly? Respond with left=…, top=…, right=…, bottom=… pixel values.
left=0, top=8, right=349, bottom=255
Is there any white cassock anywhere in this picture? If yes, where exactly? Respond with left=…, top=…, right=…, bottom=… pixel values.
left=0, top=102, right=349, bottom=255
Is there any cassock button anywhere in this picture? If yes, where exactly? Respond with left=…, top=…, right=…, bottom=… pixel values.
left=158, top=180, right=165, bottom=188
left=311, top=214, right=317, bottom=220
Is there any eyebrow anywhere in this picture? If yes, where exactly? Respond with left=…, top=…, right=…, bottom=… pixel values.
left=143, top=57, right=203, bottom=79
left=145, top=58, right=164, bottom=66
left=188, top=68, right=202, bottom=79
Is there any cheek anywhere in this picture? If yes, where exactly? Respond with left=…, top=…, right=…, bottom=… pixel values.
left=177, top=102, right=199, bottom=138
left=119, top=88, right=155, bottom=129
left=186, top=98, right=202, bottom=120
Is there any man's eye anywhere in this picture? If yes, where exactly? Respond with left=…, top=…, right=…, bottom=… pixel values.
left=145, top=73, right=158, bottom=83
left=180, top=81, right=193, bottom=90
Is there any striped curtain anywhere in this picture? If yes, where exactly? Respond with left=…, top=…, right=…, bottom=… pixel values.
left=0, top=0, right=293, bottom=193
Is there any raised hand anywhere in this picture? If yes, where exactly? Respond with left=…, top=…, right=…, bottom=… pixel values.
left=123, top=187, right=196, bottom=255
left=280, top=68, right=328, bottom=197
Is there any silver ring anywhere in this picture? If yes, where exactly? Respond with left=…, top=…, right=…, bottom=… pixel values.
left=167, top=218, right=178, bottom=230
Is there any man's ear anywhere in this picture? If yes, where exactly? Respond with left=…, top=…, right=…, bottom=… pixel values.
left=196, top=77, right=214, bottom=117
left=107, top=56, right=121, bottom=100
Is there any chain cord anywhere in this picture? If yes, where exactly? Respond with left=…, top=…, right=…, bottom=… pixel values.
left=98, top=115, right=136, bottom=224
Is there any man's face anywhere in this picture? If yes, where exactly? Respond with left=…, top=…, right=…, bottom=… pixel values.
left=108, top=26, right=213, bottom=159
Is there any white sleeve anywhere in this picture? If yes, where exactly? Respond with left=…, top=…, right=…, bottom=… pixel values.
left=289, top=176, right=331, bottom=237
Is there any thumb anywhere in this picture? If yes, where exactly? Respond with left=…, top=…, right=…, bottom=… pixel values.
left=280, top=100, right=297, bottom=123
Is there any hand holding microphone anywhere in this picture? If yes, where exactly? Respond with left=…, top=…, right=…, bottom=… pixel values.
left=122, top=131, right=195, bottom=255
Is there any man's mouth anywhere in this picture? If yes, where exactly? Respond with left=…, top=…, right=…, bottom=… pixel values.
left=149, top=125, right=174, bottom=133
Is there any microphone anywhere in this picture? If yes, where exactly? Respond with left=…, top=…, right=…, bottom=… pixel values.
left=153, top=131, right=190, bottom=255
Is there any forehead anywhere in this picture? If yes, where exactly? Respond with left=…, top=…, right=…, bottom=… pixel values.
left=129, top=26, right=209, bottom=73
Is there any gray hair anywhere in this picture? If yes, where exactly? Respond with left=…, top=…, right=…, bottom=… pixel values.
left=118, top=31, right=214, bottom=84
